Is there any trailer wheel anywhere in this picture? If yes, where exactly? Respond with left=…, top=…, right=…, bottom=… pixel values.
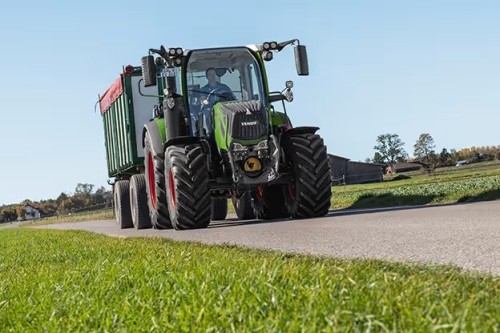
left=144, top=135, right=172, bottom=229
left=211, top=197, right=228, bottom=221
left=284, top=133, right=332, bottom=218
left=231, top=191, right=255, bottom=220
left=165, top=144, right=211, bottom=230
left=114, top=180, right=133, bottom=229
left=130, top=174, right=152, bottom=229
left=252, top=184, right=289, bottom=220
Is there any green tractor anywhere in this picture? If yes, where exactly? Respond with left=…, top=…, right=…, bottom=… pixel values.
left=139, top=39, right=332, bottom=230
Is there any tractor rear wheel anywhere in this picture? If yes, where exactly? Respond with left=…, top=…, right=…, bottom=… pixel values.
left=211, top=197, right=228, bottom=221
left=252, top=184, right=289, bottom=220
left=231, top=191, right=255, bottom=220
left=130, top=174, right=152, bottom=229
left=284, top=133, right=332, bottom=218
left=144, top=135, right=172, bottom=229
left=114, top=180, right=133, bottom=229
left=165, top=144, right=211, bottom=230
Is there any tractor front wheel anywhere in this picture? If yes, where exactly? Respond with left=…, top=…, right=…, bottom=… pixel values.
left=284, top=133, right=332, bottom=218
left=165, top=144, right=211, bottom=230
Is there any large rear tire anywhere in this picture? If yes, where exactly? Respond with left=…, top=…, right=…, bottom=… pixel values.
left=114, top=180, right=133, bottom=229
left=231, top=191, right=255, bottom=220
left=144, top=135, right=172, bottom=229
left=252, top=184, right=289, bottom=220
left=284, top=133, right=332, bottom=218
left=165, top=144, right=211, bottom=230
left=130, top=174, right=152, bottom=229
left=211, top=197, right=228, bottom=221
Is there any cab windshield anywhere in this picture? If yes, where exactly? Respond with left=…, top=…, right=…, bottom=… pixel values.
left=185, top=48, right=265, bottom=134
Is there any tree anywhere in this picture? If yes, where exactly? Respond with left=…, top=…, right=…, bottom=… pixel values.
left=0, top=207, right=17, bottom=222
left=75, top=183, right=94, bottom=195
left=15, top=205, right=26, bottom=220
left=372, top=152, right=386, bottom=164
left=373, top=134, right=408, bottom=163
left=439, top=148, right=452, bottom=166
left=413, top=133, right=436, bottom=164
left=56, top=192, right=68, bottom=205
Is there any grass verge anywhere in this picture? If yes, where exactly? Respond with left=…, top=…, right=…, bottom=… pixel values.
left=332, top=169, right=500, bottom=209
left=0, top=228, right=498, bottom=332
left=22, top=209, right=114, bottom=226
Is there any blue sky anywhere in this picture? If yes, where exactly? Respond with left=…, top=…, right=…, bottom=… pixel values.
left=0, top=0, right=499, bottom=204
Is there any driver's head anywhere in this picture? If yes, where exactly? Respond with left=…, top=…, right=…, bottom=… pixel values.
left=205, top=67, right=218, bottom=86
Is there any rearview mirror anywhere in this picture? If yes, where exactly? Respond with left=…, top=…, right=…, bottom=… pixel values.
left=294, top=45, right=309, bottom=76
left=141, top=55, right=157, bottom=87
left=215, top=68, right=227, bottom=77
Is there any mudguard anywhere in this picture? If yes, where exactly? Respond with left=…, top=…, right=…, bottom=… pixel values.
left=143, top=121, right=165, bottom=157
left=283, top=126, right=319, bottom=137
left=165, top=136, right=202, bottom=149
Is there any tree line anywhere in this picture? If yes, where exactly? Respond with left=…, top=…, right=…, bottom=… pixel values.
left=0, top=183, right=112, bottom=222
left=369, top=133, right=499, bottom=166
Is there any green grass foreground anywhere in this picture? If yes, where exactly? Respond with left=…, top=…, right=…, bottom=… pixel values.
left=0, top=229, right=498, bottom=332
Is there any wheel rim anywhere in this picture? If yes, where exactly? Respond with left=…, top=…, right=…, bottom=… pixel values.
left=169, top=169, right=176, bottom=210
left=147, top=152, right=157, bottom=209
left=288, top=184, right=296, bottom=200
left=256, top=185, right=263, bottom=202
left=113, top=191, right=119, bottom=222
left=130, top=184, right=137, bottom=225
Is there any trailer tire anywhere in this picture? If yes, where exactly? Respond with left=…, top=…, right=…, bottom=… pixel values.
left=165, top=144, right=211, bottom=230
left=284, top=133, right=332, bottom=218
left=144, top=135, right=172, bottom=229
left=114, top=180, right=133, bottom=229
left=211, top=197, right=228, bottom=221
left=231, top=191, right=255, bottom=220
left=252, top=184, right=289, bottom=220
left=130, top=174, right=152, bottom=229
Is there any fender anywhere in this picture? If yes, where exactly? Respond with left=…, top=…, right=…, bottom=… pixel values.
left=143, top=121, right=165, bottom=157
left=283, top=126, right=319, bottom=137
left=165, top=136, right=202, bottom=149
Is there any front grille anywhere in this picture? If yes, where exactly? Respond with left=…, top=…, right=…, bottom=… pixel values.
left=220, top=100, right=268, bottom=140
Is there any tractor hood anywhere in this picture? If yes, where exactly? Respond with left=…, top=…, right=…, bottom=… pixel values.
left=216, top=100, right=268, bottom=142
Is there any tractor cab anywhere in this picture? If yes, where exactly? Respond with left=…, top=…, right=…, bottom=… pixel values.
left=183, top=47, right=267, bottom=137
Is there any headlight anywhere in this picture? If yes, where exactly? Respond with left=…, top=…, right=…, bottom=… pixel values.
left=233, top=143, right=248, bottom=152
left=256, top=140, right=268, bottom=150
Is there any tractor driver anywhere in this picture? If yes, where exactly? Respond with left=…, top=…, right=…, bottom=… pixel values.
left=199, top=67, right=235, bottom=106
left=195, top=67, right=235, bottom=136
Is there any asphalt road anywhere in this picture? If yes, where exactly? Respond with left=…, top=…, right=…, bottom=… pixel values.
left=31, top=200, right=500, bottom=275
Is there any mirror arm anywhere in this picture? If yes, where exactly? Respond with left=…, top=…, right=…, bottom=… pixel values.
left=276, top=39, right=300, bottom=52
left=149, top=46, right=173, bottom=67
left=137, top=78, right=163, bottom=98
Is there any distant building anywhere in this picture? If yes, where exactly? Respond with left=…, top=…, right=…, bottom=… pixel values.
left=386, top=162, right=422, bottom=174
left=328, top=154, right=385, bottom=185
left=21, top=205, right=41, bottom=220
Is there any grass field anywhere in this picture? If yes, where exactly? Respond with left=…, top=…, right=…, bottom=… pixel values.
left=21, top=208, right=114, bottom=226
left=0, top=228, right=498, bottom=332
left=331, top=161, right=500, bottom=209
